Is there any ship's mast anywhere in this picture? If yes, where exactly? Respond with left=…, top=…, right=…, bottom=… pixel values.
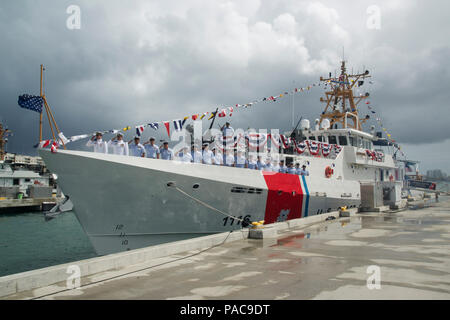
left=38, top=65, right=66, bottom=149
left=319, top=61, right=371, bottom=130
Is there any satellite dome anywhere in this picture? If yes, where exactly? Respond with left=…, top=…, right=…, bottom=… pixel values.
left=321, top=119, right=330, bottom=129
left=300, top=119, right=310, bottom=130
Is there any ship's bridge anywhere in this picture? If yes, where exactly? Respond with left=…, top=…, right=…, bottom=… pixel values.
left=284, top=118, right=377, bottom=151
left=300, top=128, right=375, bottom=150
left=281, top=118, right=394, bottom=168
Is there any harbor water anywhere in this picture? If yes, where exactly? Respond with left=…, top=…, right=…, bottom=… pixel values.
left=0, top=211, right=96, bottom=277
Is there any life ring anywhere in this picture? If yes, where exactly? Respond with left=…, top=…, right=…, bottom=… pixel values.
left=325, top=166, right=334, bottom=178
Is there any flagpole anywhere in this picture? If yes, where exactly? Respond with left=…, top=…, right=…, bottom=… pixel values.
left=42, top=96, right=56, bottom=142
left=209, top=108, right=219, bottom=131
left=43, top=97, right=66, bottom=149
left=39, top=64, right=43, bottom=142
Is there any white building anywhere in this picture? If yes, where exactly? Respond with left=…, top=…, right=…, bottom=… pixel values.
left=0, top=154, right=50, bottom=196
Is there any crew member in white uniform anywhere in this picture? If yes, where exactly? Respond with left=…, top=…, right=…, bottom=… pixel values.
left=224, top=150, right=235, bottom=167
left=128, top=136, right=146, bottom=157
left=192, top=145, right=202, bottom=163
left=177, top=146, right=193, bottom=163
left=212, top=148, right=223, bottom=165
left=86, top=132, right=108, bottom=154
left=160, top=142, right=174, bottom=160
left=279, top=160, right=287, bottom=173
left=143, top=137, right=160, bottom=159
left=221, top=122, right=234, bottom=138
left=235, top=151, right=247, bottom=168
left=299, top=164, right=309, bottom=176
left=287, top=162, right=296, bottom=174
left=202, top=143, right=214, bottom=165
left=272, top=160, right=280, bottom=173
left=247, top=154, right=257, bottom=170
left=108, top=132, right=128, bottom=156
left=264, top=158, right=273, bottom=172
left=256, top=156, right=265, bottom=170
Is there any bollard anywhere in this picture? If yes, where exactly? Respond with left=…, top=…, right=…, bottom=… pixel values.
left=339, top=206, right=351, bottom=217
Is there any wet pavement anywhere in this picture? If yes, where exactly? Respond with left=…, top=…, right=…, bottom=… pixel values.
left=10, top=197, right=450, bottom=300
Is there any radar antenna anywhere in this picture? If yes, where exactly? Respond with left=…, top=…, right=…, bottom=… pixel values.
left=319, top=60, right=371, bottom=130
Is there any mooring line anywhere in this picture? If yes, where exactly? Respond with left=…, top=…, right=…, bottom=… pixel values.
left=171, top=185, right=247, bottom=223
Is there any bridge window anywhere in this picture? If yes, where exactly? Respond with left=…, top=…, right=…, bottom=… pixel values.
left=338, top=136, right=348, bottom=146
left=308, top=136, right=315, bottom=141
left=329, top=136, right=337, bottom=144
left=357, top=137, right=363, bottom=148
left=349, top=136, right=356, bottom=146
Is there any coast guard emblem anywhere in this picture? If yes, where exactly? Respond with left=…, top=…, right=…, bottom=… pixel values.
left=277, top=209, right=290, bottom=222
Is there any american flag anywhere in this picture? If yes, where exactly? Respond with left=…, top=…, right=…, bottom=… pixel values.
left=18, top=94, right=43, bottom=113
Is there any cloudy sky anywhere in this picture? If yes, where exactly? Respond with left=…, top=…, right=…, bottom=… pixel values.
left=1, top=0, right=449, bottom=173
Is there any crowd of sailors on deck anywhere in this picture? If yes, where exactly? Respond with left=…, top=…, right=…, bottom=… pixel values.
left=86, top=130, right=309, bottom=176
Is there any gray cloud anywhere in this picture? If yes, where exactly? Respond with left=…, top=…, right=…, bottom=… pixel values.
left=1, top=0, right=449, bottom=172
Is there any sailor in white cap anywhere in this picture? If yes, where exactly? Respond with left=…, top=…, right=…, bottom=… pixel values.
left=177, top=146, right=193, bottom=163
left=108, top=132, right=129, bottom=156
left=272, top=159, right=280, bottom=173
left=160, top=141, right=174, bottom=160
left=128, top=136, right=146, bottom=157
left=192, top=145, right=203, bottom=164
left=247, top=154, right=257, bottom=170
left=212, top=147, right=223, bottom=165
left=256, top=156, right=265, bottom=171
left=279, top=160, right=287, bottom=173
left=264, top=157, right=273, bottom=172
left=295, top=163, right=301, bottom=175
left=224, top=149, right=235, bottom=167
left=143, top=137, right=160, bottom=159
left=202, top=143, right=214, bottom=165
left=86, top=132, right=108, bottom=154
left=235, top=150, right=247, bottom=168
left=287, top=162, right=296, bottom=174
left=299, top=164, right=309, bottom=176
left=221, top=122, right=234, bottom=138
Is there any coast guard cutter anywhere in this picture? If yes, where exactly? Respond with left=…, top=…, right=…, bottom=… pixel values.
left=38, top=61, right=404, bottom=255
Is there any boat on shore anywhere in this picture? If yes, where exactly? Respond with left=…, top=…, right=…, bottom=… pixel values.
left=0, top=125, right=73, bottom=214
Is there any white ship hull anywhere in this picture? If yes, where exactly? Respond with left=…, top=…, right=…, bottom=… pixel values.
left=39, top=149, right=361, bottom=255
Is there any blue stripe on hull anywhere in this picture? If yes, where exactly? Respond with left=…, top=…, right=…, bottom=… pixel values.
left=301, top=175, right=310, bottom=217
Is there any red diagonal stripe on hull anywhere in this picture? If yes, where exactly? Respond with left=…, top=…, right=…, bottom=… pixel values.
left=262, top=172, right=304, bottom=224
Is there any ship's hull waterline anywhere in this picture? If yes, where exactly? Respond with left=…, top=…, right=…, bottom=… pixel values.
left=39, top=149, right=360, bottom=255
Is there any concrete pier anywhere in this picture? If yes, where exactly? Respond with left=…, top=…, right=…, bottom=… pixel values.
left=0, top=197, right=57, bottom=213
left=2, top=197, right=450, bottom=300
